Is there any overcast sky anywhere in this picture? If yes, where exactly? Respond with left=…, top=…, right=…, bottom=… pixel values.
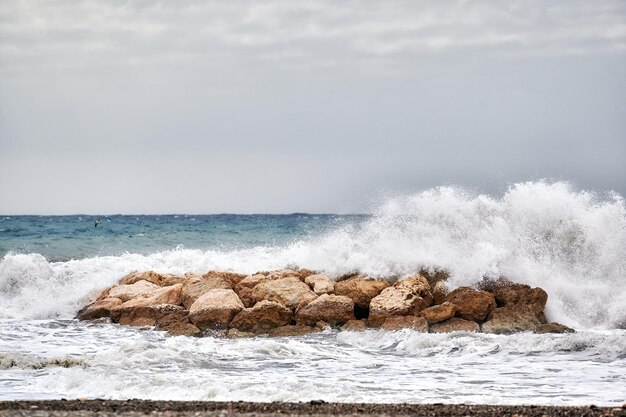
left=0, top=1, right=624, bottom=214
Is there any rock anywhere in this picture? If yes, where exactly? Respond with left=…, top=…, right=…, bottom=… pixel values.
left=419, top=268, right=450, bottom=288
left=155, top=312, right=201, bottom=336
left=484, top=281, right=548, bottom=315
left=182, top=276, right=233, bottom=309
left=252, top=277, right=318, bottom=310
left=203, top=270, right=248, bottom=286
left=432, top=281, right=449, bottom=305
left=422, top=302, right=456, bottom=324
left=235, top=273, right=273, bottom=290
left=294, top=268, right=316, bottom=279
left=445, top=287, right=496, bottom=322
left=334, top=276, right=389, bottom=309
left=227, top=328, right=255, bottom=338
left=304, top=274, right=335, bottom=295
left=95, top=287, right=111, bottom=301
left=108, top=280, right=160, bottom=302
left=237, top=287, right=256, bottom=308
left=315, top=321, right=331, bottom=331
left=268, top=325, right=315, bottom=337
left=341, top=319, right=368, bottom=331
left=76, top=298, right=122, bottom=320
left=481, top=305, right=541, bottom=334
left=231, top=300, right=293, bottom=333
left=160, top=273, right=198, bottom=287
left=295, top=294, right=355, bottom=326
left=112, top=284, right=183, bottom=313
left=381, top=316, right=428, bottom=332
left=430, top=317, right=480, bottom=333
left=188, top=289, right=245, bottom=329
left=117, top=304, right=185, bottom=327
left=535, top=322, right=575, bottom=334
left=119, top=271, right=165, bottom=286
left=369, top=275, right=433, bottom=323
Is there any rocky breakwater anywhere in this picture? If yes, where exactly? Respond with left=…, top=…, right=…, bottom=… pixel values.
left=76, top=269, right=573, bottom=337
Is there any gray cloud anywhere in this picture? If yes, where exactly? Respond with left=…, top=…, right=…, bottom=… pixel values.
left=0, top=1, right=624, bottom=214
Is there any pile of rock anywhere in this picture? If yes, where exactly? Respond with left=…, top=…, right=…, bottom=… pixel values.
left=76, top=269, right=573, bottom=337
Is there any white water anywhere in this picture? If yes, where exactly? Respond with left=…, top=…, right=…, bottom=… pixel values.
left=1, top=181, right=625, bottom=404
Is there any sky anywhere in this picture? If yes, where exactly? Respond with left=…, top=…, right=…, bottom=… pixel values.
left=0, top=0, right=625, bottom=214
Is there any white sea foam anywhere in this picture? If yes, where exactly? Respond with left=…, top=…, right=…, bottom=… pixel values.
left=0, top=181, right=624, bottom=328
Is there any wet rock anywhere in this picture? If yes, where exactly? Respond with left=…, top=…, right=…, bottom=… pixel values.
left=481, top=305, right=541, bottom=334
left=155, top=312, right=201, bottom=336
left=160, top=272, right=199, bottom=287
left=252, top=277, right=318, bottom=310
left=231, top=300, right=293, bottom=333
left=202, top=270, right=248, bottom=286
left=535, top=322, right=575, bottom=334
left=432, top=281, right=449, bottom=305
left=182, top=276, right=233, bottom=309
left=334, top=276, right=389, bottom=309
left=304, top=274, right=335, bottom=295
left=119, top=271, right=165, bottom=286
left=111, top=284, right=183, bottom=315
left=369, top=275, right=433, bottom=324
left=419, top=268, right=450, bottom=288
left=445, top=287, right=496, bottom=322
left=295, top=294, right=355, bottom=326
left=268, top=325, right=315, bottom=337
left=430, top=317, right=480, bottom=333
left=482, top=281, right=548, bottom=315
left=76, top=298, right=122, bottom=320
left=421, top=302, right=456, bottom=324
left=227, top=328, right=255, bottom=338
left=341, top=319, right=368, bottom=331
left=117, top=304, right=185, bottom=327
left=188, top=289, right=245, bottom=329
left=236, top=287, right=256, bottom=308
left=381, top=316, right=428, bottom=332
left=108, top=280, right=160, bottom=302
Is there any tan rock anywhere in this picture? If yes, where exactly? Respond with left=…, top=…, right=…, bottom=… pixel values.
left=268, top=325, right=315, bottom=337
left=182, top=276, right=233, bottom=309
left=481, top=305, right=541, bottom=334
left=227, top=328, right=255, bottom=338
left=117, top=304, right=185, bottom=327
left=155, top=312, right=201, bottom=336
left=160, top=273, right=196, bottom=287
left=369, top=275, right=433, bottom=323
left=334, top=276, right=389, bottom=308
left=381, top=316, right=428, bottom=332
left=108, top=280, right=160, bottom=302
left=295, top=294, right=355, bottom=326
left=188, top=289, right=245, bottom=329
left=76, top=298, right=122, bottom=320
left=432, top=281, right=449, bottom=305
left=430, top=317, right=480, bottom=333
left=119, top=271, right=165, bottom=286
left=486, top=282, right=548, bottom=314
left=252, top=277, right=318, bottom=310
left=235, top=273, right=272, bottom=290
left=304, top=274, right=335, bottom=295
left=203, top=270, right=248, bottom=286
left=237, top=287, right=256, bottom=308
left=535, top=322, right=575, bottom=334
left=114, top=284, right=183, bottom=310
left=445, top=287, right=496, bottom=322
left=419, top=268, right=450, bottom=288
left=422, top=302, right=456, bottom=324
left=231, top=300, right=293, bottom=333
left=341, top=319, right=368, bottom=331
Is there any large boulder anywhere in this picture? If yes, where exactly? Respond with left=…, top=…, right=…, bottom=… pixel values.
left=76, top=298, right=122, bottom=320
left=182, top=276, right=233, bottom=309
left=231, top=300, right=293, bottom=333
left=155, top=311, right=201, bottom=336
left=432, top=281, right=449, bottom=305
left=295, top=294, right=355, bottom=326
left=188, top=289, right=245, bottom=328
left=119, top=271, right=166, bottom=286
left=117, top=304, right=185, bottom=327
left=381, top=316, right=428, bottom=332
left=252, top=277, right=318, bottom=310
left=430, top=317, right=480, bottom=333
left=304, top=274, right=335, bottom=295
left=203, top=270, right=248, bottom=286
left=108, top=280, right=160, bottom=302
left=268, top=325, right=315, bottom=337
left=369, top=275, right=432, bottom=323
left=535, top=322, right=575, bottom=334
left=484, top=282, right=548, bottom=315
left=341, top=319, right=368, bottom=331
left=481, top=305, right=541, bottom=334
left=445, top=287, right=496, bottom=322
left=421, top=302, right=456, bottom=324
left=334, top=276, right=389, bottom=309
left=112, top=284, right=183, bottom=313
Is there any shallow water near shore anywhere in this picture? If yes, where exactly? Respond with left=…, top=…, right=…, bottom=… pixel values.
left=1, top=182, right=625, bottom=404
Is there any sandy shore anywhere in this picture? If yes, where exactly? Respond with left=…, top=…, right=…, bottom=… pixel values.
left=0, top=400, right=624, bottom=417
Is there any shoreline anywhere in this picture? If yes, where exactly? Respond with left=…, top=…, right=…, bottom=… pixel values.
left=0, top=400, right=623, bottom=417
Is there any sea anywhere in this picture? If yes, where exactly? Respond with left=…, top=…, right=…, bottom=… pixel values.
left=1, top=181, right=625, bottom=405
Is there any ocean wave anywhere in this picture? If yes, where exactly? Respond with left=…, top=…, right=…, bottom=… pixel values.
left=0, top=352, right=88, bottom=370
left=0, top=181, right=624, bottom=328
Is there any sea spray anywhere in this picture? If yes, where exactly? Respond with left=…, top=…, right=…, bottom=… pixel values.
left=0, top=181, right=624, bottom=328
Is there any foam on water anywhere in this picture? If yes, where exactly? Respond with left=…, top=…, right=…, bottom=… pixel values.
left=0, top=181, right=625, bottom=328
